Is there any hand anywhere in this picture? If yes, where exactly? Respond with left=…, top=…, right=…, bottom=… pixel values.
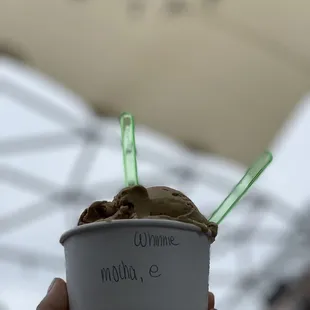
left=37, top=278, right=68, bottom=310
left=37, top=278, right=216, bottom=310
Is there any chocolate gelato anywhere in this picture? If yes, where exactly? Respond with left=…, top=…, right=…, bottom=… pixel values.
left=78, top=185, right=218, bottom=242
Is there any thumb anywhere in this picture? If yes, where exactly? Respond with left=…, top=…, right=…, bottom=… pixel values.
left=208, top=292, right=215, bottom=310
left=37, top=278, right=69, bottom=310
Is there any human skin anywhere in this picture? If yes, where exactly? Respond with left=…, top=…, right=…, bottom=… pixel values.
left=36, top=278, right=216, bottom=310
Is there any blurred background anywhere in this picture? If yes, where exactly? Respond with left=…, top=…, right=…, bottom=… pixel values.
left=1, top=0, right=310, bottom=309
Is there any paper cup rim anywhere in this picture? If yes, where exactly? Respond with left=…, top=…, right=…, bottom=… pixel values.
left=60, top=219, right=203, bottom=245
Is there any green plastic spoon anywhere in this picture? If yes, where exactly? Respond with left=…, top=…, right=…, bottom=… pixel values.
left=208, top=151, right=273, bottom=224
left=120, top=112, right=139, bottom=186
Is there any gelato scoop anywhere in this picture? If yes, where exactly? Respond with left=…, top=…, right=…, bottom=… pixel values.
left=78, top=185, right=218, bottom=242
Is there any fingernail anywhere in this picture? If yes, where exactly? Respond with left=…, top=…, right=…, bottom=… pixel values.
left=47, top=278, right=57, bottom=294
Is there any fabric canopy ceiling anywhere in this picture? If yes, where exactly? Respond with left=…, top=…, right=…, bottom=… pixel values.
left=1, top=0, right=310, bottom=164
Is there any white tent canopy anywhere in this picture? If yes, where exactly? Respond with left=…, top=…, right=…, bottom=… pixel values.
left=1, top=0, right=310, bottom=164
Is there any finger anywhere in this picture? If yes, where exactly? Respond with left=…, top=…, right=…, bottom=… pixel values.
left=37, top=278, right=69, bottom=310
left=208, top=292, right=215, bottom=310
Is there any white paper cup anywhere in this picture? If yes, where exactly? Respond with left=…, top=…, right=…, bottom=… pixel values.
left=60, top=219, right=211, bottom=310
